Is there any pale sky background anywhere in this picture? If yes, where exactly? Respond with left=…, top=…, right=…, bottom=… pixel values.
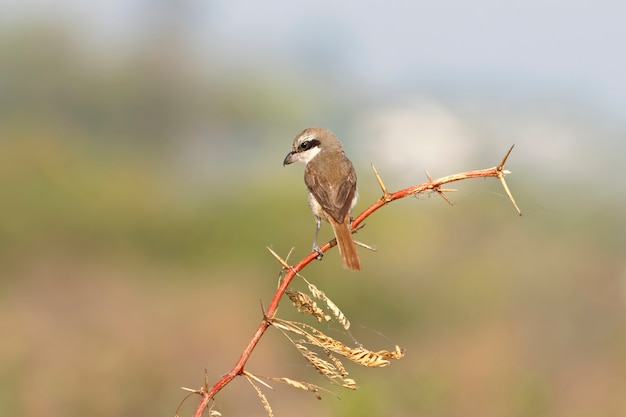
left=3, top=0, right=624, bottom=182
left=4, top=0, right=625, bottom=108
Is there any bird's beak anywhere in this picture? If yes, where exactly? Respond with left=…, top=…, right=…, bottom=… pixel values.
left=283, top=150, right=299, bottom=166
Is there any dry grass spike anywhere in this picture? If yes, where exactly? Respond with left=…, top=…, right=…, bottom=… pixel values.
left=251, top=374, right=340, bottom=400
left=293, top=343, right=352, bottom=387
left=303, top=278, right=351, bottom=330
left=324, top=349, right=349, bottom=378
left=244, top=372, right=274, bottom=417
left=344, top=345, right=405, bottom=368
left=285, top=288, right=330, bottom=323
left=271, top=318, right=361, bottom=389
left=272, top=318, right=404, bottom=371
left=267, top=377, right=326, bottom=400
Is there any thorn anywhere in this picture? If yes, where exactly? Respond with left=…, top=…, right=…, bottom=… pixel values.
left=351, top=223, right=366, bottom=234
left=425, top=171, right=456, bottom=205
left=499, top=175, right=522, bottom=216
left=243, top=370, right=275, bottom=390
left=284, top=247, right=295, bottom=263
left=260, top=299, right=274, bottom=322
left=496, top=144, right=522, bottom=216
left=435, top=188, right=454, bottom=205
left=372, top=163, right=391, bottom=200
left=181, top=386, right=204, bottom=394
left=354, top=239, right=377, bottom=252
left=499, top=144, right=515, bottom=170
left=267, top=246, right=292, bottom=270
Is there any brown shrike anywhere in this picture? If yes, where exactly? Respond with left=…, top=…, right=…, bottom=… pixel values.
left=283, top=127, right=361, bottom=271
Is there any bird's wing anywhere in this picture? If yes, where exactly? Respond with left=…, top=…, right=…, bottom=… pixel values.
left=305, top=156, right=357, bottom=224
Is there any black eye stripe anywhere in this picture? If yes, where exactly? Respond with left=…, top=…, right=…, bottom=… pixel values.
left=298, top=139, right=320, bottom=151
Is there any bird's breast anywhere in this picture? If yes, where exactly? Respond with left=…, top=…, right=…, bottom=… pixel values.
left=307, top=191, right=328, bottom=221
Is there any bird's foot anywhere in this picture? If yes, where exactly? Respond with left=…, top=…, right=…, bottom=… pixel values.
left=312, top=246, right=324, bottom=260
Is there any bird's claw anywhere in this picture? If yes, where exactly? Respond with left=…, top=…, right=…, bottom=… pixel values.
left=313, top=246, right=324, bottom=260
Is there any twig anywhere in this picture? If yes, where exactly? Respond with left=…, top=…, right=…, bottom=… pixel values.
left=189, top=146, right=519, bottom=417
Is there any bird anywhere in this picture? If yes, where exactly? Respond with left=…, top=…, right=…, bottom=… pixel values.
left=283, top=127, right=361, bottom=270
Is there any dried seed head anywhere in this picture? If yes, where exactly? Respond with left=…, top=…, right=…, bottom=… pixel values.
left=306, top=282, right=350, bottom=330
left=244, top=373, right=274, bottom=417
left=286, top=288, right=330, bottom=322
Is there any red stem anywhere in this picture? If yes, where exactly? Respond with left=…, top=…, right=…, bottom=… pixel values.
left=192, top=163, right=510, bottom=417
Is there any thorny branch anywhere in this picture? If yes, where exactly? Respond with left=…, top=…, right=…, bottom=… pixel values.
left=186, top=145, right=520, bottom=417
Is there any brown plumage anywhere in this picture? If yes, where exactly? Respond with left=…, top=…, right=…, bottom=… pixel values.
left=283, top=127, right=361, bottom=270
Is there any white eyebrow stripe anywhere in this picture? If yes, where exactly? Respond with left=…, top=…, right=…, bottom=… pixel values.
left=297, top=133, right=317, bottom=144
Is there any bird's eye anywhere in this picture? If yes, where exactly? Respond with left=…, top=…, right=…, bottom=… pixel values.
left=297, top=138, right=319, bottom=152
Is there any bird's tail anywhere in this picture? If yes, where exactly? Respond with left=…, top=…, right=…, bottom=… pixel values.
left=330, top=218, right=361, bottom=271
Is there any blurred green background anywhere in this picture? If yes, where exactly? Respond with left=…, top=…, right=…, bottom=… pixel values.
left=1, top=2, right=625, bottom=417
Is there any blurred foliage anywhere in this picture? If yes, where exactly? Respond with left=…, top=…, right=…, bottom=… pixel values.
left=1, top=21, right=625, bottom=417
